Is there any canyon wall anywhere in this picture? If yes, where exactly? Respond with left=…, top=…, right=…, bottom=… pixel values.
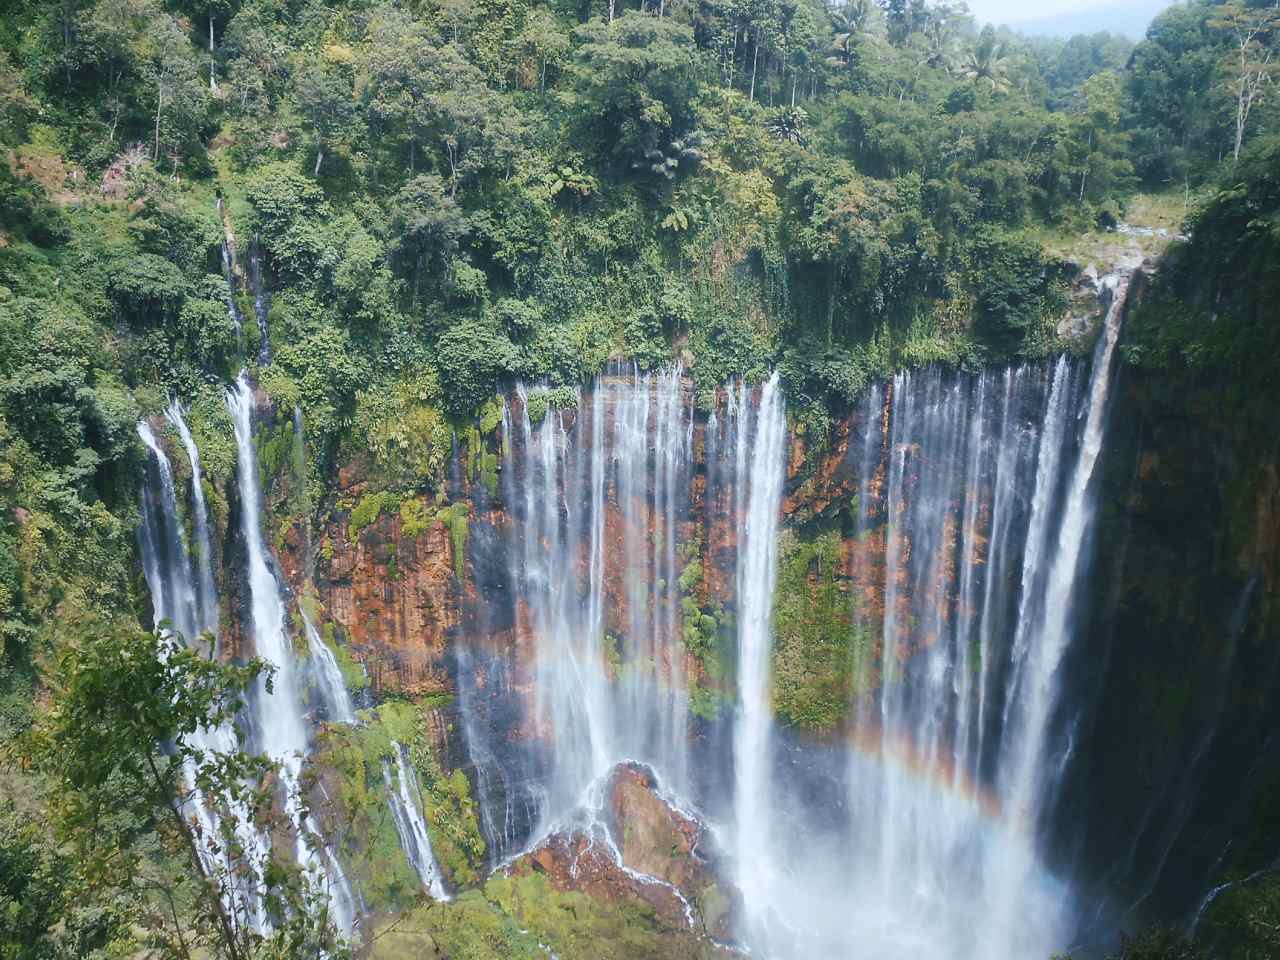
left=151, top=281, right=1280, bottom=946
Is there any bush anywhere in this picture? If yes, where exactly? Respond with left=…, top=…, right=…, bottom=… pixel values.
left=435, top=321, right=518, bottom=415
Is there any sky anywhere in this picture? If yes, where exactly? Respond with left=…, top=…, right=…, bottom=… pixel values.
left=964, top=0, right=1173, bottom=37
left=965, top=0, right=1119, bottom=26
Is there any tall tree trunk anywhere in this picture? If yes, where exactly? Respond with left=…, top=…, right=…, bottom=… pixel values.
left=729, top=27, right=738, bottom=89
left=749, top=28, right=760, bottom=102
left=1079, top=129, right=1092, bottom=203
left=154, top=84, right=163, bottom=161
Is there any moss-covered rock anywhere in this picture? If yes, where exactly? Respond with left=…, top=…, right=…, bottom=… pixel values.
left=310, top=713, right=422, bottom=915
left=770, top=525, right=868, bottom=732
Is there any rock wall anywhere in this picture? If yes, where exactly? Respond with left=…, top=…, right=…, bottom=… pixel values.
left=197, top=298, right=1280, bottom=933
left=1058, top=362, right=1280, bottom=929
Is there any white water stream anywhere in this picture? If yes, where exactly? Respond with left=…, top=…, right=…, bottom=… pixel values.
left=226, top=374, right=357, bottom=934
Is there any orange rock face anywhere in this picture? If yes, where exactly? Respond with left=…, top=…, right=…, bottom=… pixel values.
left=315, top=510, right=457, bottom=698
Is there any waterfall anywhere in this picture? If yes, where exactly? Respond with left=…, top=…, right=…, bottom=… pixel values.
left=303, top=589, right=451, bottom=902
left=729, top=373, right=788, bottom=941
left=734, top=298, right=1119, bottom=959
left=214, top=199, right=244, bottom=348
left=815, top=362, right=1082, bottom=960
left=503, top=366, right=698, bottom=835
left=226, top=374, right=356, bottom=934
left=303, top=612, right=356, bottom=725
left=165, top=400, right=219, bottom=637
left=136, top=413, right=266, bottom=933
left=986, top=272, right=1129, bottom=951
left=132, top=291, right=1128, bottom=953
left=137, top=421, right=201, bottom=644
left=383, top=743, right=450, bottom=901
left=247, top=239, right=271, bottom=365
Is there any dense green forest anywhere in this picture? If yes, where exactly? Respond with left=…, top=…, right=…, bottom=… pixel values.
left=1, top=0, right=1279, bottom=954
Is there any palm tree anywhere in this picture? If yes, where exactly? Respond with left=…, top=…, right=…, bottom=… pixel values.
left=917, top=1, right=967, bottom=73
left=828, top=0, right=878, bottom=68
left=962, top=30, right=1011, bottom=93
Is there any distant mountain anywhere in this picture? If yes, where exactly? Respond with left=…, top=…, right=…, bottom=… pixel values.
left=1003, top=0, right=1175, bottom=39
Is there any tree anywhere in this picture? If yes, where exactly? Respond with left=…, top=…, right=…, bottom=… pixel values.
left=915, top=1, right=969, bottom=73
left=963, top=27, right=1011, bottom=94
left=571, top=13, right=699, bottom=167
left=1209, top=1, right=1280, bottom=162
left=828, top=0, right=879, bottom=71
left=144, top=11, right=207, bottom=169
left=294, top=56, right=356, bottom=177
left=361, top=11, right=496, bottom=190
left=389, top=174, right=469, bottom=304
left=1072, top=69, right=1132, bottom=205
left=435, top=319, right=518, bottom=415
left=515, top=8, right=569, bottom=94
left=172, top=0, right=241, bottom=90
left=16, top=624, right=350, bottom=960
left=1126, top=1, right=1223, bottom=185
left=878, top=0, right=928, bottom=45
left=0, top=52, right=36, bottom=142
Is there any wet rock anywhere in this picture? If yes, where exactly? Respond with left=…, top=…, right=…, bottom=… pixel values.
left=508, top=762, right=741, bottom=943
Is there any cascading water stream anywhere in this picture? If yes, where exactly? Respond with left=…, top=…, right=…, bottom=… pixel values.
left=503, top=366, right=697, bottom=839
left=214, top=198, right=245, bottom=349
left=302, top=604, right=449, bottom=901
left=226, top=374, right=356, bottom=935
left=136, top=411, right=268, bottom=933
left=134, top=281, right=1133, bottom=952
left=165, top=399, right=219, bottom=636
left=383, top=743, right=450, bottom=901
left=729, top=374, right=788, bottom=943
left=247, top=239, right=271, bottom=365
left=778, top=287, right=1123, bottom=960
left=985, top=271, right=1129, bottom=953
left=303, top=612, right=356, bottom=725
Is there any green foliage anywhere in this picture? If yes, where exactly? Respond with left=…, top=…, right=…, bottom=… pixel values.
left=1200, top=874, right=1280, bottom=960
left=18, top=623, right=349, bottom=960
left=688, top=682, right=730, bottom=722
left=271, top=324, right=369, bottom=441
left=1123, top=135, right=1280, bottom=398
left=970, top=228, right=1069, bottom=354
left=328, top=626, right=369, bottom=694
left=371, top=872, right=719, bottom=960
left=523, top=385, right=578, bottom=425
left=0, top=0, right=1276, bottom=948
left=436, top=321, right=518, bottom=416
left=413, top=745, right=485, bottom=888
left=399, top=497, right=432, bottom=538
left=771, top=526, right=863, bottom=731
left=437, top=502, right=470, bottom=580
left=348, top=490, right=398, bottom=540
left=312, top=707, right=423, bottom=914
left=369, top=887, right=543, bottom=960
left=570, top=14, right=700, bottom=171
left=348, top=373, right=451, bottom=492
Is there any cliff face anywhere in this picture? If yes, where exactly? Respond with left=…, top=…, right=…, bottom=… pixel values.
left=198, top=299, right=1280, bottom=934
left=1060, top=365, right=1280, bottom=927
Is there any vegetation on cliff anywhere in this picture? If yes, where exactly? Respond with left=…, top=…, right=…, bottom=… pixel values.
left=0, top=0, right=1278, bottom=956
